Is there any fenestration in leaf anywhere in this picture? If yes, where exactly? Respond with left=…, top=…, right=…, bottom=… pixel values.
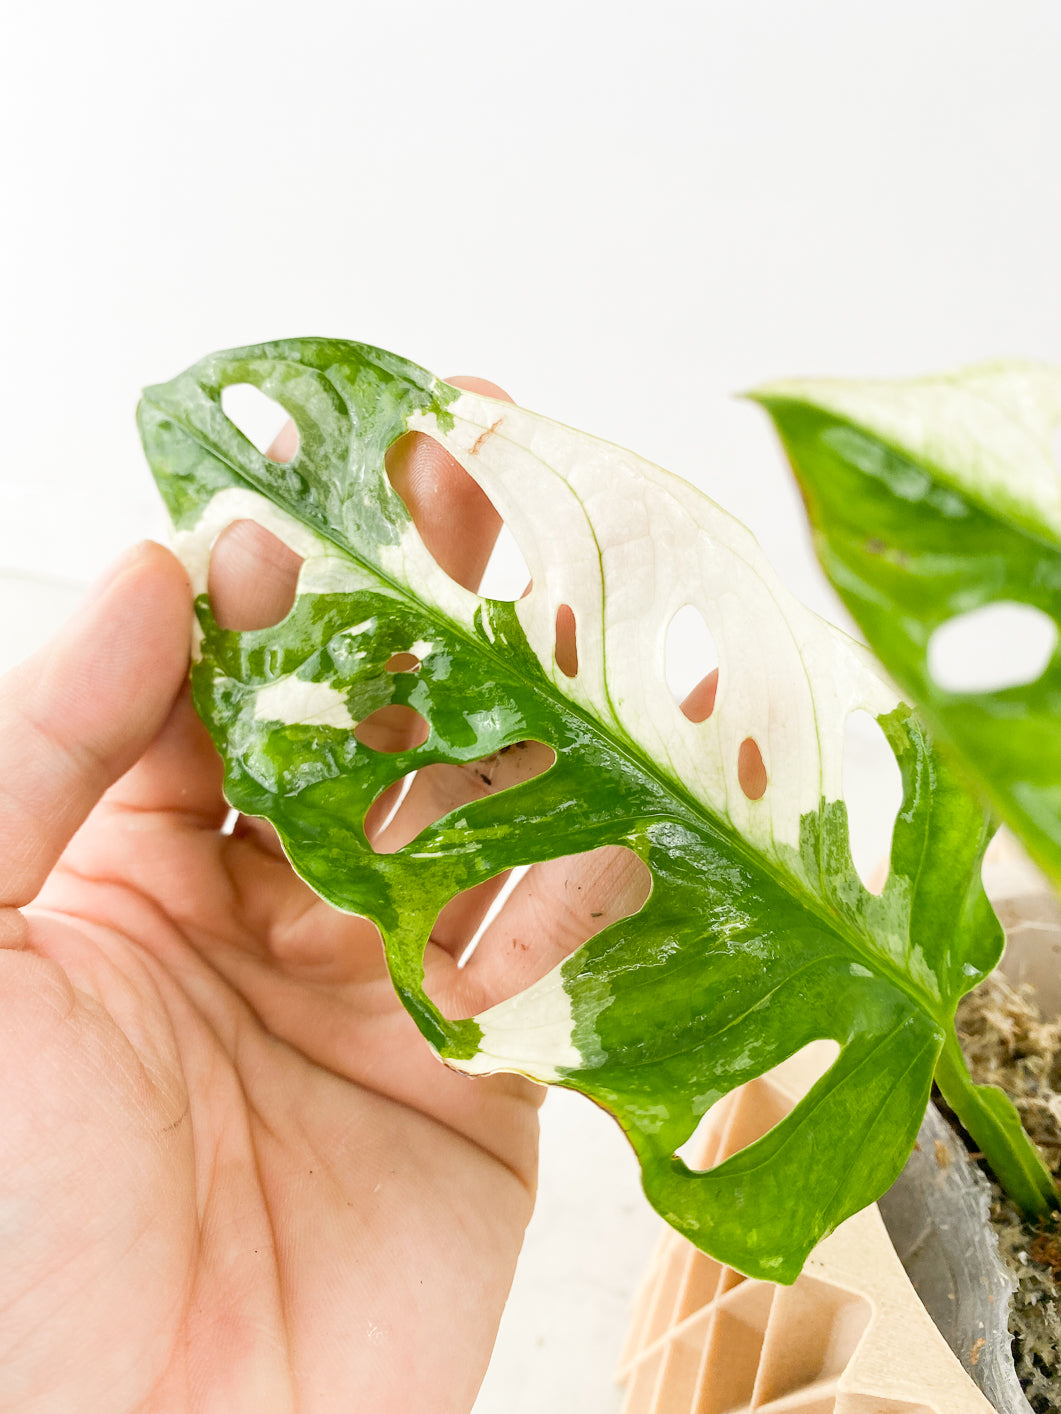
left=139, top=338, right=1003, bottom=1282
left=754, top=364, right=1061, bottom=891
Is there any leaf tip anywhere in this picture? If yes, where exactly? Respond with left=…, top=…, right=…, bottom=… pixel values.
left=740, top=384, right=808, bottom=440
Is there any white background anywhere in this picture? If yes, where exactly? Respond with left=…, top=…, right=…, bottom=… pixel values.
left=3, top=4, right=1061, bottom=1410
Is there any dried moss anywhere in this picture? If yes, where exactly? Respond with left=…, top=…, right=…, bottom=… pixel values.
left=957, top=972, right=1061, bottom=1410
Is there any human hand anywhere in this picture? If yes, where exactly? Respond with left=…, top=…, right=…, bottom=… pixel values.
left=0, top=376, right=647, bottom=1413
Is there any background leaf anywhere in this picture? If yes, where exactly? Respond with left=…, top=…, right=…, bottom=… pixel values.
left=140, top=339, right=1004, bottom=1281
left=755, top=364, right=1061, bottom=889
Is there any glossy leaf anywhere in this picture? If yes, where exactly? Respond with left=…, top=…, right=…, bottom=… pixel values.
left=140, top=339, right=1007, bottom=1281
left=754, top=364, right=1061, bottom=890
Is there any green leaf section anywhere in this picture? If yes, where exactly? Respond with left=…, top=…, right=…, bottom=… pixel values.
left=754, top=365, right=1061, bottom=889
left=935, top=1034, right=1057, bottom=1218
left=756, top=367, right=1061, bottom=1219
left=140, top=339, right=1012, bottom=1281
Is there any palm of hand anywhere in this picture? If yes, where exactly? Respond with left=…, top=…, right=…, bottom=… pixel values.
left=10, top=754, right=537, bottom=1414
left=0, top=391, right=648, bottom=1414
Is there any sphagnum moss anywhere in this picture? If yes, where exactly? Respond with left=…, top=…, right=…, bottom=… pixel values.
left=959, top=972, right=1061, bottom=1410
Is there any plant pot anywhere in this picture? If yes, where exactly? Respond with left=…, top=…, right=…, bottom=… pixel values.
left=617, top=839, right=1059, bottom=1414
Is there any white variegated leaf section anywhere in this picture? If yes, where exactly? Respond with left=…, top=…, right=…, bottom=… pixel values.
left=758, top=361, right=1061, bottom=544
left=174, top=489, right=407, bottom=731
left=408, top=397, right=898, bottom=862
left=377, top=524, right=482, bottom=632
left=174, top=474, right=491, bottom=768
left=254, top=678, right=355, bottom=729
left=444, top=970, right=581, bottom=1084
left=173, top=487, right=342, bottom=595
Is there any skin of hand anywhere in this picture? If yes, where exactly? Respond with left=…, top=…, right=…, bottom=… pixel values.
left=0, top=377, right=650, bottom=1414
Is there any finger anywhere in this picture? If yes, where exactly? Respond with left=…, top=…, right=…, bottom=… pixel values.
left=217, top=375, right=514, bottom=783
left=207, top=412, right=304, bottom=635
left=0, top=543, right=191, bottom=913
left=228, top=809, right=288, bottom=860
left=268, top=418, right=299, bottom=464
left=352, top=375, right=518, bottom=785
left=220, top=830, right=385, bottom=980
left=208, top=518, right=304, bottom=632
left=199, top=515, right=307, bottom=854
left=433, top=846, right=652, bottom=1019
left=370, top=743, right=556, bottom=958
left=680, top=668, right=719, bottom=724
left=422, top=664, right=715, bottom=969
left=104, top=682, right=228, bottom=827
left=221, top=374, right=520, bottom=954
left=386, top=374, right=514, bottom=593
left=111, top=527, right=302, bottom=827
left=230, top=737, right=547, bottom=979
left=421, top=676, right=716, bottom=983
left=427, top=662, right=715, bottom=993
left=110, top=420, right=305, bottom=833
left=372, top=742, right=555, bottom=856
left=200, top=424, right=313, bottom=850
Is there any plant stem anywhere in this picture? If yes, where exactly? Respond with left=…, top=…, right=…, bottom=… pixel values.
left=934, top=1031, right=1058, bottom=1220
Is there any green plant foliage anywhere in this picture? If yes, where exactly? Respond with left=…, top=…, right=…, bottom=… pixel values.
left=755, top=364, right=1061, bottom=890
left=140, top=338, right=1020, bottom=1281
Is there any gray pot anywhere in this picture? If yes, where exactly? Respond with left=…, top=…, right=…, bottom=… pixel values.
left=879, top=840, right=1061, bottom=1414
left=880, top=1102, right=1032, bottom=1414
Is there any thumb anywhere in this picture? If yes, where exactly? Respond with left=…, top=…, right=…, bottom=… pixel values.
left=0, top=542, right=191, bottom=919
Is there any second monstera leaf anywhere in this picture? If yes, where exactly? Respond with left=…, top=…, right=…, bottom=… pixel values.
left=139, top=338, right=1014, bottom=1282
left=757, top=363, right=1061, bottom=889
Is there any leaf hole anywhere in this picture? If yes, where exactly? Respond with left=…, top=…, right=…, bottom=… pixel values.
left=675, top=1040, right=840, bottom=1172
left=424, top=844, right=651, bottom=1020
left=365, top=771, right=417, bottom=840
left=737, top=737, right=767, bottom=800
left=665, top=605, right=719, bottom=722
left=385, top=652, right=421, bottom=673
left=365, top=740, right=557, bottom=855
left=220, top=383, right=298, bottom=461
left=927, top=601, right=1058, bottom=693
left=385, top=431, right=532, bottom=601
left=354, top=704, right=430, bottom=754
left=457, top=864, right=532, bottom=968
left=554, top=604, right=578, bottom=677
left=843, top=710, right=902, bottom=893
left=477, top=520, right=533, bottom=601
left=208, top=520, right=304, bottom=630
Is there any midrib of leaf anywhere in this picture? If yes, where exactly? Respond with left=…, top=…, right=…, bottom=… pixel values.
left=146, top=391, right=951, bottom=1035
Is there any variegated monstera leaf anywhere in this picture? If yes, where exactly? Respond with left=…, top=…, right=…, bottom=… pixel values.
left=757, top=363, right=1061, bottom=891
left=139, top=339, right=1005, bottom=1282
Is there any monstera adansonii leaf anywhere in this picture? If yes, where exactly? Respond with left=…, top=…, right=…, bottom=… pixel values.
left=756, top=363, right=1061, bottom=893
left=138, top=338, right=1026, bottom=1283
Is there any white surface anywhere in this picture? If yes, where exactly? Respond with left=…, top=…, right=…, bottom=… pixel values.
left=473, top=1089, right=660, bottom=1414
left=3, top=3, right=1061, bottom=1409
left=0, top=573, right=85, bottom=674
